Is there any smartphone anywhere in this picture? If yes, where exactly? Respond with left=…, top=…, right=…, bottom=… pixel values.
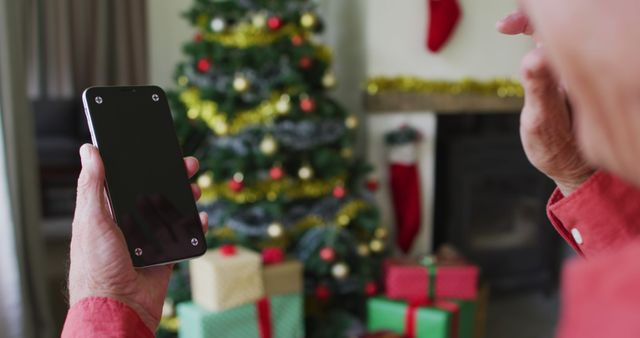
left=82, top=86, right=206, bottom=267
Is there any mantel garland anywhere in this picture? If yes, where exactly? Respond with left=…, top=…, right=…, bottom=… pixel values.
left=366, top=76, right=524, bottom=98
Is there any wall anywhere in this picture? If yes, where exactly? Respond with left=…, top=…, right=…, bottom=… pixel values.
left=147, top=0, right=533, bottom=256
left=147, top=0, right=192, bottom=88
left=365, top=0, right=531, bottom=79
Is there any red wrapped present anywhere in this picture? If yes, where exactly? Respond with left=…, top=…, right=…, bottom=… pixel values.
left=384, top=255, right=479, bottom=302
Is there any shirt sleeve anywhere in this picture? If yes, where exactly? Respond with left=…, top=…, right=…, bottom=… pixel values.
left=61, top=297, right=154, bottom=338
left=557, top=240, right=640, bottom=338
left=547, top=171, right=640, bottom=258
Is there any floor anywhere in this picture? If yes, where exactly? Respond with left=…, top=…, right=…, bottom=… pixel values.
left=486, top=292, right=559, bottom=338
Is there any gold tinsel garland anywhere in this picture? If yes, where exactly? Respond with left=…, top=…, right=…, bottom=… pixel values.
left=200, top=175, right=346, bottom=204
left=196, top=21, right=334, bottom=62
left=202, top=23, right=303, bottom=48
left=181, top=89, right=288, bottom=136
left=366, top=76, right=524, bottom=98
left=208, top=199, right=371, bottom=243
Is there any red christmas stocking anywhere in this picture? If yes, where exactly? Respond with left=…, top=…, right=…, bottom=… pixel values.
left=426, top=0, right=462, bottom=52
left=386, top=127, right=422, bottom=253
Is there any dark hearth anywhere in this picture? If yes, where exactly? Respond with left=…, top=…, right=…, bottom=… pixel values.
left=433, top=113, right=561, bottom=293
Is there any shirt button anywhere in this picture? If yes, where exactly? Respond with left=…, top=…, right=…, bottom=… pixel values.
left=571, top=228, right=584, bottom=245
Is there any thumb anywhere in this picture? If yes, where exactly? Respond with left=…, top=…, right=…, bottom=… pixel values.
left=75, top=144, right=106, bottom=214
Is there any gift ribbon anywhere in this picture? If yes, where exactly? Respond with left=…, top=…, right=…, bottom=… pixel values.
left=422, top=255, right=438, bottom=300
left=404, top=301, right=422, bottom=338
left=255, top=297, right=273, bottom=338
left=403, top=299, right=460, bottom=338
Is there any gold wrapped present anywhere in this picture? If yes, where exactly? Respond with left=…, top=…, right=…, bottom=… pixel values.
left=263, top=260, right=303, bottom=296
left=190, top=245, right=265, bottom=311
left=260, top=247, right=303, bottom=297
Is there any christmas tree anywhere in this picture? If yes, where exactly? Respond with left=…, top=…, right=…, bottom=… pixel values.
left=163, top=1, right=387, bottom=336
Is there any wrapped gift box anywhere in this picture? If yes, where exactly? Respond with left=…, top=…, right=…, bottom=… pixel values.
left=367, top=297, right=458, bottom=338
left=263, top=260, right=303, bottom=296
left=384, top=258, right=479, bottom=301
left=190, top=245, right=264, bottom=311
left=178, top=294, right=304, bottom=338
left=449, top=299, right=476, bottom=338
left=360, top=331, right=404, bottom=338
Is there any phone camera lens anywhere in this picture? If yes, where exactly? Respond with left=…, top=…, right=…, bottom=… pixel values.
left=95, top=96, right=103, bottom=104
left=152, top=94, right=159, bottom=102
left=191, top=238, right=199, bottom=246
left=134, top=248, right=143, bottom=256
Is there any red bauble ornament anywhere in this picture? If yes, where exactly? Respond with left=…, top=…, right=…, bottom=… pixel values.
left=332, top=186, right=346, bottom=199
left=194, top=32, right=203, bottom=43
left=228, top=178, right=244, bottom=192
left=219, top=244, right=237, bottom=256
left=197, top=58, right=212, bottom=73
left=366, top=179, right=379, bottom=192
left=365, top=281, right=378, bottom=296
left=298, top=57, right=312, bottom=69
left=267, top=16, right=283, bottom=30
left=315, top=285, right=331, bottom=300
left=299, top=97, right=316, bottom=113
left=319, top=247, right=336, bottom=262
left=291, top=34, right=304, bottom=46
left=262, top=247, right=285, bottom=265
left=269, top=166, right=284, bottom=180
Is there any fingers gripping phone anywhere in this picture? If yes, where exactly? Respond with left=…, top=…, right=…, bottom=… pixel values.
left=82, top=86, right=206, bottom=267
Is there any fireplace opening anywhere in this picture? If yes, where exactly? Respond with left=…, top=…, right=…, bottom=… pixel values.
left=433, top=113, right=562, bottom=293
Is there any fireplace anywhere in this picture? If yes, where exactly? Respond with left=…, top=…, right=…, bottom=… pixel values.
left=433, top=114, right=561, bottom=293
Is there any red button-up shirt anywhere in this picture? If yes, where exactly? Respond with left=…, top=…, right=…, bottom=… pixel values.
left=547, top=171, right=640, bottom=338
left=61, top=171, right=640, bottom=337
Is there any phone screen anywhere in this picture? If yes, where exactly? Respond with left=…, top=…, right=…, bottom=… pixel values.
left=83, top=86, right=206, bottom=267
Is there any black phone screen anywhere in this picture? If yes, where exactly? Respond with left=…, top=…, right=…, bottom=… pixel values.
left=83, top=86, right=206, bottom=267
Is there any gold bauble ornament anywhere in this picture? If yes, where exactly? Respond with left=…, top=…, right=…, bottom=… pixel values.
left=298, top=165, right=314, bottom=180
left=276, top=94, right=291, bottom=114
left=331, top=262, right=350, bottom=279
left=357, top=244, right=370, bottom=257
left=233, top=75, right=250, bottom=92
left=197, top=172, right=213, bottom=189
left=322, top=72, right=337, bottom=88
left=374, top=227, right=388, bottom=239
left=267, top=191, right=278, bottom=201
left=251, top=12, right=267, bottom=28
left=341, top=147, right=353, bottom=159
left=300, top=12, right=317, bottom=29
left=260, top=134, right=278, bottom=155
left=178, top=75, right=189, bottom=87
left=267, top=222, right=284, bottom=238
left=345, top=116, right=359, bottom=129
left=337, top=214, right=350, bottom=227
left=370, top=239, right=385, bottom=253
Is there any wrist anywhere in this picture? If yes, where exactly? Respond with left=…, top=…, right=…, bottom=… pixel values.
left=554, top=170, right=595, bottom=196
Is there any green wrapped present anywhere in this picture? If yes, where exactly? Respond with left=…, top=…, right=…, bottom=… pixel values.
left=367, top=297, right=460, bottom=338
left=178, top=294, right=304, bottom=338
left=448, top=299, right=476, bottom=338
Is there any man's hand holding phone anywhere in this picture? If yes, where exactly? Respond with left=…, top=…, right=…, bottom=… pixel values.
left=68, top=144, right=208, bottom=332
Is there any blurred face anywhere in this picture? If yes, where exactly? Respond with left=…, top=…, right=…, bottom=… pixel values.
left=521, top=0, right=640, bottom=185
